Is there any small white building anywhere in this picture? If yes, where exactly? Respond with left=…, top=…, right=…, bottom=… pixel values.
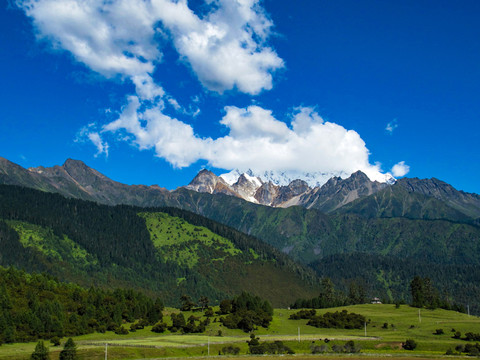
left=371, top=297, right=382, bottom=304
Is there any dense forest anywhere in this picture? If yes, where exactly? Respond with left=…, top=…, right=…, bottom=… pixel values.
left=309, top=253, right=480, bottom=314
left=0, top=266, right=163, bottom=344
left=0, top=184, right=319, bottom=306
left=0, top=266, right=278, bottom=344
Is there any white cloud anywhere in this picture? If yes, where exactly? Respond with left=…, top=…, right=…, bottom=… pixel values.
left=88, top=132, right=109, bottom=157
left=17, top=0, right=282, bottom=95
left=18, top=0, right=400, bottom=184
left=391, top=161, right=410, bottom=177
left=75, top=124, right=109, bottom=157
left=386, top=119, right=398, bottom=134
left=102, top=103, right=392, bottom=183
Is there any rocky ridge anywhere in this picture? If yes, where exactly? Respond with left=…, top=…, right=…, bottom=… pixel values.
left=1, top=156, right=479, bottom=218
left=185, top=167, right=390, bottom=212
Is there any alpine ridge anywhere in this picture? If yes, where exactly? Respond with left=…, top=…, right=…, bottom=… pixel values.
left=1, top=157, right=480, bottom=219
left=186, top=167, right=391, bottom=211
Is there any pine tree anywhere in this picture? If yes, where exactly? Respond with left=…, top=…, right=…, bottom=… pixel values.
left=30, top=340, right=50, bottom=360
left=59, top=338, right=77, bottom=360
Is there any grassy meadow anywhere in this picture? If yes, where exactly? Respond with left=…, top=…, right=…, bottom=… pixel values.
left=1, top=304, right=479, bottom=359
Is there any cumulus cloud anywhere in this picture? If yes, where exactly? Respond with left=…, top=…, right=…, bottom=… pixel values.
left=165, top=0, right=284, bottom=94
left=391, top=161, right=410, bottom=177
left=102, top=103, right=392, bottom=183
left=18, top=0, right=399, bottom=184
left=386, top=119, right=398, bottom=134
left=17, top=0, right=282, bottom=95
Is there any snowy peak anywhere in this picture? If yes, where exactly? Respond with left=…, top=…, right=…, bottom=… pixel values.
left=231, top=174, right=263, bottom=203
left=185, top=169, right=235, bottom=196
left=186, top=168, right=395, bottom=211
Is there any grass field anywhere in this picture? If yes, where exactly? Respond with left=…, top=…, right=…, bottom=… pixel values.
left=1, top=304, right=479, bottom=359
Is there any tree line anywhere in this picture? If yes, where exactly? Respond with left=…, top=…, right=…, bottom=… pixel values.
left=0, top=266, right=163, bottom=344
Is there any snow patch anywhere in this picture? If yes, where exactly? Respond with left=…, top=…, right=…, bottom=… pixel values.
left=221, top=168, right=396, bottom=188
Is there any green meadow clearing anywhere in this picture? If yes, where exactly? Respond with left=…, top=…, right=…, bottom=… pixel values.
left=1, top=304, right=479, bottom=359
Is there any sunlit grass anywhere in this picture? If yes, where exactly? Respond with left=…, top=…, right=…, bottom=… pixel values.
left=2, top=304, right=479, bottom=359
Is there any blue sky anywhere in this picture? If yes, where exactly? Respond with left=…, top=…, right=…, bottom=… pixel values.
left=1, top=0, right=479, bottom=193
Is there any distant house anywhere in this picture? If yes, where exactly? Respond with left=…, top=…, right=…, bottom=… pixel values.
left=371, top=297, right=382, bottom=304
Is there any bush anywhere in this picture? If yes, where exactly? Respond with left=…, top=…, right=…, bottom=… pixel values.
left=325, top=341, right=361, bottom=353
left=434, top=328, right=444, bottom=335
left=464, top=332, right=480, bottom=341
left=249, top=340, right=294, bottom=355
left=402, top=339, right=417, bottom=350
left=289, top=309, right=316, bottom=320
left=221, top=345, right=240, bottom=355
left=307, top=310, right=366, bottom=329
left=114, top=326, right=129, bottom=335
left=50, top=337, right=61, bottom=346
left=151, top=322, right=167, bottom=333
left=311, top=344, right=330, bottom=353
left=97, top=325, right=106, bottom=333
left=464, top=343, right=480, bottom=356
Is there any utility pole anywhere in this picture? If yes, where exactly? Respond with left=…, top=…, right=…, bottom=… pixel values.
left=105, top=343, right=108, bottom=360
left=418, top=309, right=421, bottom=323
left=207, top=336, right=210, bottom=356
left=364, top=322, right=367, bottom=337
left=298, top=327, right=300, bottom=342
left=468, top=305, right=470, bottom=317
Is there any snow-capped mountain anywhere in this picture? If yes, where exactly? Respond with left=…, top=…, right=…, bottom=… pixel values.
left=221, top=168, right=395, bottom=188
left=221, top=169, right=345, bottom=188
left=186, top=168, right=396, bottom=210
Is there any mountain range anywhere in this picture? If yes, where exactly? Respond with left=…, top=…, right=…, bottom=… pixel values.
left=1, top=156, right=480, bottom=310
left=2, top=157, right=479, bottom=219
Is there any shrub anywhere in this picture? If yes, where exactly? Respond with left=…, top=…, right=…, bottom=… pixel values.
left=307, top=310, right=366, bottom=329
left=445, top=348, right=455, bottom=355
left=289, top=309, right=316, bottom=320
left=402, top=339, right=417, bottom=350
left=50, top=337, right=61, bottom=346
left=311, top=344, right=330, bottom=354
left=114, top=326, right=129, bottom=335
left=151, top=322, right=167, bottom=333
left=97, top=325, right=106, bottom=333
left=221, top=345, right=240, bottom=355
left=249, top=340, right=294, bottom=355
left=327, top=341, right=361, bottom=353
left=434, top=329, right=444, bottom=335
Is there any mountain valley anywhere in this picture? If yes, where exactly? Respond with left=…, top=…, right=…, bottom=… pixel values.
left=1, top=157, right=480, bottom=311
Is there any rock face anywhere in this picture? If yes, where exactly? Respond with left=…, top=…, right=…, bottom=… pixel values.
left=298, top=171, right=389, bottom=212
left=396, top=177, right=480, bottom=218
left=184, top=168, right=390, bottom=211
left=185, top=169, right=236, bottom=196
left=0, top=157, right=169, bottom=206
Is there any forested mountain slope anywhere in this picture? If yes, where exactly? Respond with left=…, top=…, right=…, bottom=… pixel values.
left=0, top=185, right=319, bottom=306
left=1, top=158, right=480, bottom=313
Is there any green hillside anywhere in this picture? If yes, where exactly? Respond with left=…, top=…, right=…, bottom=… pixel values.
left=140, top=212, right=242, bottom=268
left=0, top=185, right=319, bottom=306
